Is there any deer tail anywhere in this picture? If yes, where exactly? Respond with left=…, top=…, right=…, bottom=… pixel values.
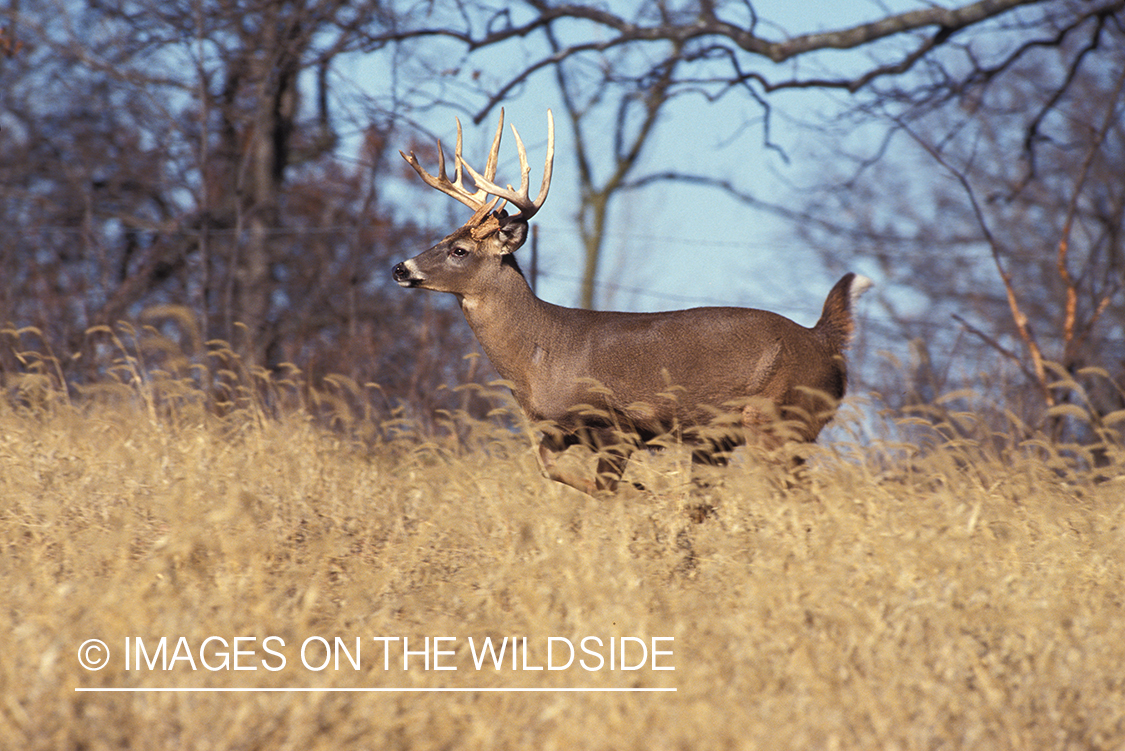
left=813, top=272, right=873, bottom=351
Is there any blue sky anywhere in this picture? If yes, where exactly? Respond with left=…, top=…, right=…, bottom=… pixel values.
left=370, top=1, right=922, bottom=324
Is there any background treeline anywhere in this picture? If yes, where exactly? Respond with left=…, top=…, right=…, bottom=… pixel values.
left=2, top=0, right=1123, bottom=447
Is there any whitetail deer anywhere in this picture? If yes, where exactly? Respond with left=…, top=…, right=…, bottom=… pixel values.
left=393, top=110, right=871, bottom=496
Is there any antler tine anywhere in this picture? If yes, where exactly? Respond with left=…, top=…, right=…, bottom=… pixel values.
left=536, top=109, right=555, bottom=211
left=449, top=109, right=505, bottom=197
left=481, top=108, right=504, bottom=184
left=462, top=109, right=554, bottom=222
left=449, top=120, right=460, bottom=187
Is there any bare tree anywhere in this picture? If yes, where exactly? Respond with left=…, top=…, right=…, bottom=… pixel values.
left=0, top=0, right=492, bottom=422
left=793, top=21, right=1125, bottom=445
left=546, top=33, right=685, bottom=308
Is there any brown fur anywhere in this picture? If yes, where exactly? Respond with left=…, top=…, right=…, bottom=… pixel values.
left=394, top=211, right=871, bottom=495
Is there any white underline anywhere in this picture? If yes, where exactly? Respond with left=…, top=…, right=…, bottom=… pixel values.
left=76, top=687, right=675, bottom=693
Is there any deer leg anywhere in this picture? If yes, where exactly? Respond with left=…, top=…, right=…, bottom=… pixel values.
left=593, top=443, right=634, bottom=493
left=691, top=438, right=734, bottom=479
left=738, top=403, right=813, bottom=489
left=686, top=445, right=726, bottom=522
left=691, top=445, right=730, bottom=468
left=538, top=441, right=599, bottom=496
left=536, top=439, right=636, bottom=496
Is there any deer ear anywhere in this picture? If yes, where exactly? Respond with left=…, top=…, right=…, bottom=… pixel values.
left=495, top=214, right=529, bottom=254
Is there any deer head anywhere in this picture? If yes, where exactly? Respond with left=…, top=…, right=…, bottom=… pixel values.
left=392, top=109, right=553, bottom=296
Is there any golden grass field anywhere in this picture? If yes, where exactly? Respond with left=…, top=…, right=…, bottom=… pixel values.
left=3, top=342, right=1124, bottom=749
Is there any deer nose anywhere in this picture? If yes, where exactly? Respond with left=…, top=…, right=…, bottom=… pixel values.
left=393, top=261, right=421, bottom=287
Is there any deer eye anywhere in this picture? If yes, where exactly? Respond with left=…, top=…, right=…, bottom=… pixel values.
left=450, top=246, right=469, bottom=259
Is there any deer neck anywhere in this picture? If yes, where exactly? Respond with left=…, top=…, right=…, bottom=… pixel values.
left=456, top=263, right=563, bottom=403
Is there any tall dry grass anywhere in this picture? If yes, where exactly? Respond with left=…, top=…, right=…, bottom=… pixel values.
left=2, top=332, right=1124, bottom=750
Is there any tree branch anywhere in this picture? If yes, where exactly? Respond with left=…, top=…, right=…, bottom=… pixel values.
left=1057, top=63, right=1125, bottom=364
left=368, top=0, right=1053, bottom=101
left=897, top=118, right=1056, bottom=404
left=952, top=313, right=1040, bottom=385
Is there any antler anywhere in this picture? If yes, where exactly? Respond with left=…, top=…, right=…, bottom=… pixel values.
left=400, top=109, right=554, bottom=226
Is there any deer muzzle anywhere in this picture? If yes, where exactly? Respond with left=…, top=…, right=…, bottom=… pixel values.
left=392, top=260, right=423, bottom=287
